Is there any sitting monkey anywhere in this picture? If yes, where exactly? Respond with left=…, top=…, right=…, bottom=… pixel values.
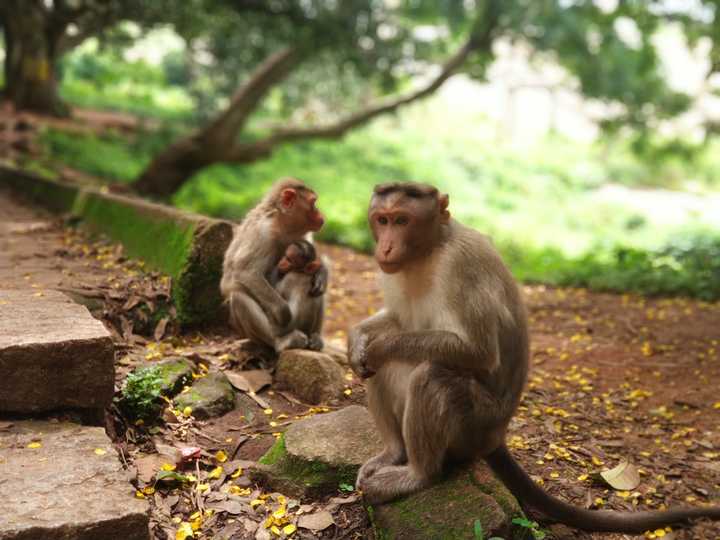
left=269, top=240, right=325, bottom=351
left=220, top=178, right=327, bottom=352
left=349, top=181, right=720, bottom=534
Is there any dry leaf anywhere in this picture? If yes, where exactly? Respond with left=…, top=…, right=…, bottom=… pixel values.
left=225, top=369, right=272, bottom=393
left=600, top=461, right=640, bottom=491
left=298, top=510, right=335, bottom=531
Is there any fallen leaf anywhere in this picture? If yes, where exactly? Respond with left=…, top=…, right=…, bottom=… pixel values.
left=600, top=461, right=640, bottom=491
left=226, top=369, right=272, bottom=393
left=298, top=510, right=334, bottom=531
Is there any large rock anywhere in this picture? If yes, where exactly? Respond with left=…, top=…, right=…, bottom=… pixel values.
left=274, top=349, right=346, bottom=404
left=0, top=289, right=114, bottom=414
left=256, top=405, right=382, bottom=497
left=371, top=463, right=531, bottom=540
left=174, top=371, right=235, bottom=419
left=0, top=420, right=149, bottom=540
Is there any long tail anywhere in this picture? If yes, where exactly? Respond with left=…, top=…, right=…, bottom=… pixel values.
left=485, top=444, right=720, bottom=533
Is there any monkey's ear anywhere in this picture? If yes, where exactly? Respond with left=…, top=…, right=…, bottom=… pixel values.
left=280, top=188, right=298, bottom=208
left=439, top=193, right=451, bottom=223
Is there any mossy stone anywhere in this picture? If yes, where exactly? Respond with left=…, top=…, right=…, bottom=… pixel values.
left=254, top=406, right=382, bottom=498
left=153, top=357, right=194, bottom=395
left=370, top=462, right=532, bottom=540
left=174, top=371, right=235, bottom=419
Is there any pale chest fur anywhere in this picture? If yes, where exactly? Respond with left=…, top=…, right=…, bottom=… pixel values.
left=379, top=252, right=468, bottom=341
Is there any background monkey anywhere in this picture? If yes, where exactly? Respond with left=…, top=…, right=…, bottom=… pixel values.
left=269, top=239, right=326, bottom=351
left=221, top=177, right=327, bottom=352
left=349, top=181, right=720, bottom=533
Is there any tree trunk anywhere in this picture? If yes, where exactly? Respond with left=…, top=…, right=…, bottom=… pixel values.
left=132, top=136, right=213, bottom=198
left=2, top=2, right=68, bottom=116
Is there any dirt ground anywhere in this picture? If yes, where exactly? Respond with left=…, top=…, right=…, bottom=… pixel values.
left=1, top=186, right=719, bottom=540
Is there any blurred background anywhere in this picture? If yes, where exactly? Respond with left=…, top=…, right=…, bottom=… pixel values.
left=1, top=0, right=719, bottom=300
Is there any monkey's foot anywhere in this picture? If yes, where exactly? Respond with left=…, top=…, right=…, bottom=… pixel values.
left=307, top=333, right=324, bottom=351
left=356, top=450, right=406, bottom=489
left=275, top=330, right=309, bottom=352
left=359, top=465, right=427, bottom=505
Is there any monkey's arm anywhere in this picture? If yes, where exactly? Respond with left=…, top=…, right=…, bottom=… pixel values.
left=309, top=256, right=330, bottom=297
left=366, top=328, right=499, bottom=375
left=236, top=272, right=292, bottom=328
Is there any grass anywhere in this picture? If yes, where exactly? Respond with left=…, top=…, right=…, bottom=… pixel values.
left=39, top=69, right=720, bottom=300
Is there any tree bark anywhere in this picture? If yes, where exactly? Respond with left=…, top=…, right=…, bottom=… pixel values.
left=133, top=48, right=302, bottom=198
left=133, top=1, right=501, bottom=198
left=1, top=1, right=68, bottom=116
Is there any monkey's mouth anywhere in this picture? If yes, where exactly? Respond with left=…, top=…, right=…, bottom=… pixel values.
left=378, top=261, right=402, bottom=274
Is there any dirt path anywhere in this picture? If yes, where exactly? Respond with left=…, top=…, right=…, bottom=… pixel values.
left=1, top=187, right=719, bottom=539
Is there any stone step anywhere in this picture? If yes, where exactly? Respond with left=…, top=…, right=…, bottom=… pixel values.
left=0, top=289, right=114, bottom=414
left=0, top=420, right=149, bottom=540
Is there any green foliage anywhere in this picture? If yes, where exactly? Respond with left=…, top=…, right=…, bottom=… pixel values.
left=119, top=365, right=166, bottom=420
left=511, top=517, right=546, bottom=540
left=338, top=483, right=355, bottom=492
left=472, top=519, right=504, bottom=540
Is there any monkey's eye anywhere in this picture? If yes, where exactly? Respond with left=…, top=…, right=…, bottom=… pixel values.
left=395, top=216, right=409, bottom=225
left=377, top=216, right=389, bottom=225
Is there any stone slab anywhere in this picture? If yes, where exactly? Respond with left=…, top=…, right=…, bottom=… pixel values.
left=0, top=289, right=114, bottom=413
left=0, top=420, right=149, bottom=540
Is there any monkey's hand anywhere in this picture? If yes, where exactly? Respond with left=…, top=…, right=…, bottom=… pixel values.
left=309, top=264, right=328, bottom=297
left=349, top=332, right=375, bottom=379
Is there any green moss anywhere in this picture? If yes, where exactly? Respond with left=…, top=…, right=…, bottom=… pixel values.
left=370, top=469, right=532, bottom=540
left=258, top=435, right=360, bottom=496
left=73, top=191, right=194, bottom=279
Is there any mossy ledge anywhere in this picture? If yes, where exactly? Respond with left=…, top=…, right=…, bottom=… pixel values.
left=0, top=165, right=233, bottom=326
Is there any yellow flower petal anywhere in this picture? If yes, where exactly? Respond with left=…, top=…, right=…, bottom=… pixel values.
left=27, top=442, right=41, bottom=449
left=175, top=523, right=194, bottom=540
left=94, top=448, right=107, bottom=456
left=215, top=450, right=228, bottom=463
left=208, top=466, right=223, bottom=479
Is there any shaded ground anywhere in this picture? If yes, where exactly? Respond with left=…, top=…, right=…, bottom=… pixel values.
left=1, top=187, right=719, bottom=539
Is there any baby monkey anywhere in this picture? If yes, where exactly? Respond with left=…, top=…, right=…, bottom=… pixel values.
left=270, top=240, right=326, bottom=351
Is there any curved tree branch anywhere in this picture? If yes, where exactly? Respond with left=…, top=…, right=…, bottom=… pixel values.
left=201, top=46, right=303, bottom=145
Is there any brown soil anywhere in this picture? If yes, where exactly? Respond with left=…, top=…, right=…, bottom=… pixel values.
left=1, top=187, right=719, bottom=540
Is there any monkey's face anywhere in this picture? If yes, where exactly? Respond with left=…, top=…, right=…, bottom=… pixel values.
left=368, top=188, right=450, bottom=274
left=279, top=244, right=321, bottom=274
left=279, top=187, right=325, bottom=234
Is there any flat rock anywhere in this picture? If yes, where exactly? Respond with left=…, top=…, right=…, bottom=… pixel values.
left=174, top=370, right=235, bottom=419
left=274, top=349, right=346, bottom=404
left=255, top=405, right=382, bottom=497
left=0, top=420, right=149, bottom=540
left=371, top=462, right=530, bottom=540
left=0, top=289, right=114, bottom=413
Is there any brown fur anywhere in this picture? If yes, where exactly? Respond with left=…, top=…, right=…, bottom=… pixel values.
left=221, top=178, right=326, bottom=352
left=349, top=182, right=720, bottom=533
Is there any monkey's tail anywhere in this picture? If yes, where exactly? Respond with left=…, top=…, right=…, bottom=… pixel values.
left=485, top=444, right=720, bottom=533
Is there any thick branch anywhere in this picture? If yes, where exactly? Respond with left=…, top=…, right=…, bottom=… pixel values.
left=225, top=4, right=500, bottom=161
left=201, top=47, right=302, bottom=145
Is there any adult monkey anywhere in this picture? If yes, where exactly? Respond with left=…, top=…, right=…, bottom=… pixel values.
left=221, top=177, right=327, bottom=352
left=349, top=182, right=720, bottom=533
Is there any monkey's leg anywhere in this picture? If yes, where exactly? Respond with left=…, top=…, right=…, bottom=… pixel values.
left=357, top=363, right=411, bottom=488
left=230, top=292, right=300, bottom=351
